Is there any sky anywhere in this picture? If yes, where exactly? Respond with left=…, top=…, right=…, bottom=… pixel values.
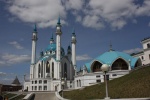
left=0, top=0, right=150, bottom=84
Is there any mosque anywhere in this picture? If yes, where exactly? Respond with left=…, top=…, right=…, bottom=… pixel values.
left=24, top=18, right=150, bottom=91
left=24, top=18, right=76, bottom=91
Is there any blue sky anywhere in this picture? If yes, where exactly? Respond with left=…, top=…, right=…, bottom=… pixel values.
left=0, top=0, right=150, bottom=84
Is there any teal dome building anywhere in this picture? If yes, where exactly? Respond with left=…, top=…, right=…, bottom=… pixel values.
left=85, top=51, right=141, bottom=73
left=75, top=50, right=142, bottom=89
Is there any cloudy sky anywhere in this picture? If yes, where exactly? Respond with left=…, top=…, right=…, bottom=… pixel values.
left=0, top=0, right=150, bottom=84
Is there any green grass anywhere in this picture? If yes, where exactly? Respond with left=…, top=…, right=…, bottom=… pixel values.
left=64, top=66, right=150, bottom=100
left=11, top=94, right=26, bottom=100
left=3, top=93, right=16, bottom=99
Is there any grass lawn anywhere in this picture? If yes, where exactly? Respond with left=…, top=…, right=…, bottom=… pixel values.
left=64, top=66, right=150, bottom=100
left=3, top=93, right=16, bottom=99
left=11, top=94, right=26, bottom=100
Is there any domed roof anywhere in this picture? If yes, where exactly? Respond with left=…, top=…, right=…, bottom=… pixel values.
left=45, top=43, right=56, bottom=51
left=85, top=51, right=139, bottom=72
left=40, top=43, right=65, bottom=61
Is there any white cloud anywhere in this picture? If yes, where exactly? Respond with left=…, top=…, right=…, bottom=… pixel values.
left=7, top=0, right=67, bottom=28
left=123, top=48, right=143, bottom=54
left=0, top=53, right=30, bottom=66
left=6, top=0, right=150, bottom=29
left=9, top=41, right=24, bottom=49
left=82, top=15, right=104, bottom=29
left=76, top=54, right=92, bottom=61
left=63, top=0, right=84, bottom=11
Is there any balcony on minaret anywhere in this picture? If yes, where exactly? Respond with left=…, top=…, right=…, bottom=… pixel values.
left=32, top=34, right=38, bottom=41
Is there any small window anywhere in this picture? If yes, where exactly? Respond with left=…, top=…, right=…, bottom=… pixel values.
left=112, top=74, right=117, bottom=76
left=32, top=86, right=33, bottom=90
left=96, top=80, right=101, bottom=83
left=44, top=80, right=47, bottom=84
left=39, top=86, right=42, bottom=90
left=149, top=54, right=150, bottom=60
left=147, top=44, right=150, bottom=48
left=35, top=80, right=37, bottom=84
left=141, top=56, right=144, bottom=60
left=96, top=75, right=100, bottom=77
left=32, top=81, right=34, bottom=84
left=44, top=86, right=47, bottom=90
left=35, top=86, right=37, bottom=90
left=39, top=80, right=42, bottom=84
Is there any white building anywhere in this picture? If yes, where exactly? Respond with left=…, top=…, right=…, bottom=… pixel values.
left=24, top=18, right=76, bottom=91
left=131, top=37, right=150, bottom=65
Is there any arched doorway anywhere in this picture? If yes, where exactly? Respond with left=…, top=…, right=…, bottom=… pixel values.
left=91, top=61, right=102, bottom=72
left=112, top=58, right=128, bottom=70
left=64, top=63, right=67, bottom=79
left=134, top=59, right=142, bottom=68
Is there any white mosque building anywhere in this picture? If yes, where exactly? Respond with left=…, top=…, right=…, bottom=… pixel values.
left=24, top=18, right=76, bottom=91
left=24, top=17, right=150, bottom=91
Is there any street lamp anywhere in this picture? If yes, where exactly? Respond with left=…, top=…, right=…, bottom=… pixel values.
left=61, top=78, right=65, bottom=98
left=101, top=64, right=110, bottom=99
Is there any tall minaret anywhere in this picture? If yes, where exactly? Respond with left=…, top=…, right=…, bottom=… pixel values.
left=56, top=17, right=62, bottom=79
left=30, top=24, right=38, bottom=79
left=71, top=28, right=77, bottom=75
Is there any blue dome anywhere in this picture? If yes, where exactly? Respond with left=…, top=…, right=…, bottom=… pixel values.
left=85, top=51, right=139, bottom=72
left=45, top=43, right=56, bottom=51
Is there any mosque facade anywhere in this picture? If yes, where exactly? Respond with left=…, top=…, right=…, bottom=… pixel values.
left=24, top=18, right=76, bottom=91
left=24, top=17, right=150, bottom=91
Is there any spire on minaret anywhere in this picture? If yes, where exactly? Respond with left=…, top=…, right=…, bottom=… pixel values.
left=109, top=41, right=113, bottom=51
left=72, top=27, right=75, bottom=34
left=33, top=24, right=37, bottom=32
left=50, top=33, right=54, bottom=44
left=57, top=16, right=61, bottom=25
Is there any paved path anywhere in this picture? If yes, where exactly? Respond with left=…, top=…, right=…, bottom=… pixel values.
left=33, top=92, right=58, bottom=100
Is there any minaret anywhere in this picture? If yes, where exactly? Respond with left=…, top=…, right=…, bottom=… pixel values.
left=71, top=28, right=77, bottom=75
left=56, top=17, right=62, bottom=61
left=30, top=24, right=38, bottom=79
left=56, top=17, right=62, bottom=80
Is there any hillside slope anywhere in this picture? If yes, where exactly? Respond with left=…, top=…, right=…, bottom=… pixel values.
left=64, top=66, right=150, bottom=100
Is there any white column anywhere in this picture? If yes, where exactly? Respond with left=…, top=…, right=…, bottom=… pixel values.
left=31, top=40, right=36, bottom=64
left=72, top=43, right=76, bottom=66
left=56, top=35, right=61, bottom=61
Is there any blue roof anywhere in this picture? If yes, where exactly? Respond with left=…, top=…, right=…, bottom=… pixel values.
left=40, top=55, right=56, bottom=61
left=45, top=43, right=56, bottom=51
left=85, top=51, right=139, bottom=72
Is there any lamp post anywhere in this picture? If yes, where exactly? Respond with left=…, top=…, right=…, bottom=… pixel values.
left=101, top=64, right=110, bottom=99
left=61, top=78, right=65, bottom=98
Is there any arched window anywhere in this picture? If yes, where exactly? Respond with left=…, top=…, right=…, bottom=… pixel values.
left=38, top=64, right=40, bottom=78
left=147, top=43, right=150, bottom=48
left=79, top=80, right=81, bottom=87
left=46, top=61, right=50, bottom=73
left=41, top=61, right=43, bottom=77
left=112, top=58, right=128, bottom=70
left=52, top=62, right=54, bottom=78
left=92, top=61, right=102, bottom=72
left=134, top=59, right=142, bottom=68
left=64, top=63, right=67, bottom=78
